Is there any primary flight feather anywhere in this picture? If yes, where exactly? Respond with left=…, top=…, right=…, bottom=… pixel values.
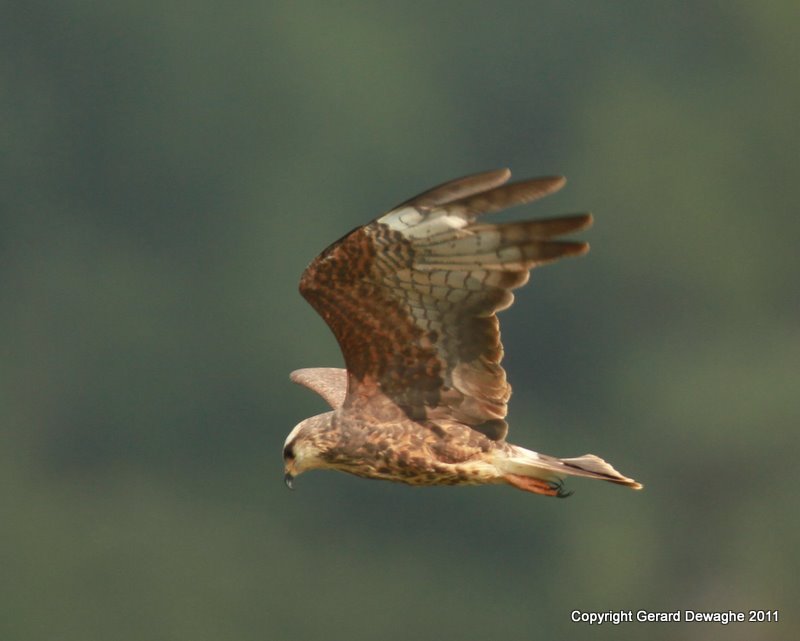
left=284, top=168, right=641, bottom=497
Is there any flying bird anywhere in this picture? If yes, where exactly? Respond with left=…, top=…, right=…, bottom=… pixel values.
left=284, top=169, right=642, bottom=497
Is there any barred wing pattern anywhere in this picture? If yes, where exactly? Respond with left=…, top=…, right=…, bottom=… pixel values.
left=299, top=169, right=592, bottom=441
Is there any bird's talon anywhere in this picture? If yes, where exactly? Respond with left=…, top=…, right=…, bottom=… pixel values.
left=549, top=479, right=573, bottom=498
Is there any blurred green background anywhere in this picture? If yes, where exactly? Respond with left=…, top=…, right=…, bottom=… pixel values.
left=2, top=2, right=798, bottom=640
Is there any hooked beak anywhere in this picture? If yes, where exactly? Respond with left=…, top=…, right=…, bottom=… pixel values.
left=284, top=472, right=294, bottom=490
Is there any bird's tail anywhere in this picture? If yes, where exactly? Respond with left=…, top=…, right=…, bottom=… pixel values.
left=494, top=446, right=642, bottom=497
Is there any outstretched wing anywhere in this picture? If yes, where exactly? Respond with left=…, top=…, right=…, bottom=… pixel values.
left=299, top=169, right=591, bottom=440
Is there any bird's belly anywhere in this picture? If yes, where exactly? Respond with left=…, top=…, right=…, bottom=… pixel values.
left=340, top=457, right=499, bottom=487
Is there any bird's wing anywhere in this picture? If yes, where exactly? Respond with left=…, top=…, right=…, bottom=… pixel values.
left=290, top=367, right=348, bottom=409
left=299, top=169, right=591, bottom=441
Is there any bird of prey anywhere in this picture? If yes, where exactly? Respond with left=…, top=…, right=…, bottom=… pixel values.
left=284, top=169, right=642, bottom=497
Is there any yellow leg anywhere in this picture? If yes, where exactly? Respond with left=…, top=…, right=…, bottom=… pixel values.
left=504, top=473, right=573, bottom=498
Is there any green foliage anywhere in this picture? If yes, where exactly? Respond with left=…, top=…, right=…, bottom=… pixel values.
left=2, top=2, right=797, bottom=639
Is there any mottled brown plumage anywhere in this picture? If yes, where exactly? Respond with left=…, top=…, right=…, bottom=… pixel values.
left=284, top=169, right=642, bottom=496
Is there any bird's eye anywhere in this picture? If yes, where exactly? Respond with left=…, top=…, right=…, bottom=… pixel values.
left=283, top=444, right=295, bottom=460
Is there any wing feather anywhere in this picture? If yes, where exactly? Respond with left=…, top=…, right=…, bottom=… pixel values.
left=395, top=168, right=511, bottom=210
left=299, top=169, right=592, bottom=441
left=290, top=368, right=347, bottom=409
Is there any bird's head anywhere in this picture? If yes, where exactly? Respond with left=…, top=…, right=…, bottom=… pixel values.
left=283, top=413, right=333, bottom=489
